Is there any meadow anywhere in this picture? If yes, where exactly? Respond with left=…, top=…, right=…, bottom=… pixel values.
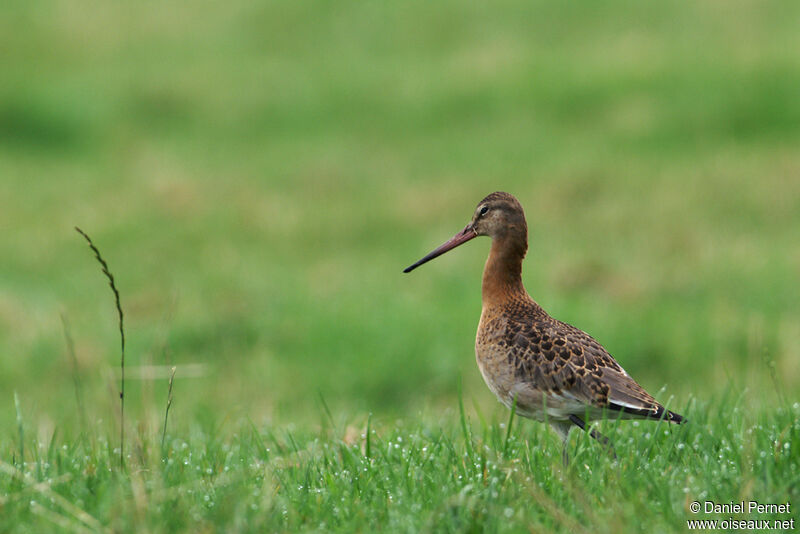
left=1, top=0, right=799, bottom=531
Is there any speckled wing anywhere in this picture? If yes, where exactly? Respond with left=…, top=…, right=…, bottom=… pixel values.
left=505, top=315, right=684, bottom=423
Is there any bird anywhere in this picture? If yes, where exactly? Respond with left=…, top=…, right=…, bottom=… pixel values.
left=403, top=191, right=685, bottom=464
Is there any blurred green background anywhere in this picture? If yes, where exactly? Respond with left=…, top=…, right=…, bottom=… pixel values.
left=1, top=0, right=799, bottom=436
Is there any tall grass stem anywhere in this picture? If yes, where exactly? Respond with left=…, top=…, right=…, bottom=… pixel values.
left=457, top=379, right=474, bottom=461
left=60, top=312, right=87, bottom=434
left=503, top=394, right=517, bottom=456
left=161, top=366, right=177, bottom=451
left=75, top=227, right=126, bottom=468
left=14, top=392, right=24, bottom=464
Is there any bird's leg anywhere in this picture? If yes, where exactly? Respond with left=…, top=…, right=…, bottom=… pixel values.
left=549, top=421, right=573, bottom=467
left=568, top=415, right=617, bottom=460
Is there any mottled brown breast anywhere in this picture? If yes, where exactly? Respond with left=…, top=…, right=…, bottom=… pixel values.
left=475, top=306, right=515, bottom=405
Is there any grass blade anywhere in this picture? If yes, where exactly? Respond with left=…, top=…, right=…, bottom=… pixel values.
left=14, top=391, right=24, bottom=465
left=60, top=312, right=87, bottom=434
left=365, top=413, right=372, bottom=459
left=161, top=366, right=177, bottom=451
left=503, top=393, right=517, bottom=456
left=457, top=379, right=474, bottom=461
left=75, top=227, right=126, bottom=468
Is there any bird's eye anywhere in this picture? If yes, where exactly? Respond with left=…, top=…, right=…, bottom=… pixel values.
left=479, top=205, right=489, bottom=216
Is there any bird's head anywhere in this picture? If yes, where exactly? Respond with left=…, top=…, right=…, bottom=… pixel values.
left=403, top=191, right=527, bottom=273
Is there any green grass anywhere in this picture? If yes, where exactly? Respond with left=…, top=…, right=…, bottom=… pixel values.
left=2, top=0, right=800, bottom=531
left=2, top=396, right=798, bottom=532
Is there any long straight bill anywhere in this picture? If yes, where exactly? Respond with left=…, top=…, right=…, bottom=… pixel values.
left=403, top=224, right=477, bottom=273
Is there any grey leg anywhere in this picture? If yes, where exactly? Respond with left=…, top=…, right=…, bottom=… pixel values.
left=550, top=421, right=573, bottom=467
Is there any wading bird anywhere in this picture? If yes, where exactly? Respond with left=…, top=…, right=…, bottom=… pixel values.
left=404, top=192, right=685, bottom=464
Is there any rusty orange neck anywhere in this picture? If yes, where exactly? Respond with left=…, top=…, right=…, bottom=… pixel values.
left=481, top=233, right=528, bottom=307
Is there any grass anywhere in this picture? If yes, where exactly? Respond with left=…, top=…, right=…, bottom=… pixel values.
left=1, top=0, right=800, bottom=531
left=74, top=227, right=126, bottom=468
left=1, top=396, right=797, bottom=532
